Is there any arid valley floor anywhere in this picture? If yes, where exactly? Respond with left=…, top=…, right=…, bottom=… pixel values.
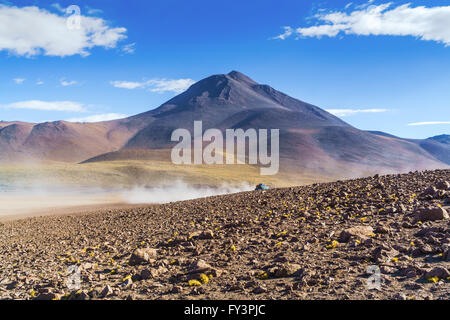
left=0, top=170, right=449, bottom=300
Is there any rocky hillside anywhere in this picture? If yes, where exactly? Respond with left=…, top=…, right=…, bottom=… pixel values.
left=0, top=169, right=449, bottom=300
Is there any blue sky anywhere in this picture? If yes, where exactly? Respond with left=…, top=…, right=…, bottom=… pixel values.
left=0, top=0, right=449, bottom=139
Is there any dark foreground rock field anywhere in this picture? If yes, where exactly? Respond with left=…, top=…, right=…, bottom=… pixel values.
left=0, top=170, right=449, bottom=300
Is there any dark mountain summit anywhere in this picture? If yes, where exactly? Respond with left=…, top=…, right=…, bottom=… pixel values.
left=124, top=71, right=348, bottom=150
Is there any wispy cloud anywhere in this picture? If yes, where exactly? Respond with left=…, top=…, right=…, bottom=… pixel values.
left=13, top=78, right=25, bottom=84
left=66, top=113, right=128, bottom=123
left=326, top=108, right=388, bottom=117
left=271, top=26, right=293, bottom=40
left=110, top=80, right=144, bottom=89
left=60, top=78, right=77, bottom=86
left=122, top=42, right=136, bottom=54
left=273, top=2, right=450, bottom=46
left=408, top=121, right=450, bottom=126
left=36, top=79, right=44, bottom=85
left=2, top=100, right=86, bottom=112
left=111, top=78, right=196, bottom=94
left=50, top=3, right=65, bottom=13
left=85, top=6, right=103, bottom=15
left=147, top=79, right=196, bottom=94
left=0, top=4, right=127, bottom=57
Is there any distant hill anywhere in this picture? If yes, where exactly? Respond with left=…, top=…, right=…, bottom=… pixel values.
left=0, top=71, right=448, bottom=180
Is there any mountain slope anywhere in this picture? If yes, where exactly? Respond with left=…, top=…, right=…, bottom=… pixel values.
left=0, top=117, right=150, bottom=163
left=0, top=71, right=448, bottom=181
left=116, top=71, right=447, bottom=176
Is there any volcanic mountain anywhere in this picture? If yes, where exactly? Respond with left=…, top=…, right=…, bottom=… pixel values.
left=0, top=71, right=448, bottom=180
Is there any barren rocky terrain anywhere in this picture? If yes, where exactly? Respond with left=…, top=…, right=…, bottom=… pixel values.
left=0, top=169, right=449, bottom=300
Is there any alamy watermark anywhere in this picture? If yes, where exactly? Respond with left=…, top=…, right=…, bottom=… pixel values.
left=171, top=121, right=280, bottom=175
left=66, top=5, right=81, bottom=30
left=366, top=265, right=381, bottom=290
left=66, top=265, right=81, bottom=290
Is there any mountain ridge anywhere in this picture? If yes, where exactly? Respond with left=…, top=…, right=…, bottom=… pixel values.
left=0, top=71, right=448, bottom=180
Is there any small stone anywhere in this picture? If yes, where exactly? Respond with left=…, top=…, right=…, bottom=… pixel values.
left=394, top=293, right=407, bottom=300
left=419, top=244, right=435, bottom=254
left=100, top=285, right=113, bottom=298
left=375, top=225, right=390, bottom=234
left=424, top=267, right=450, bottom=279
left=435, top=181, right=450, bottom=190
left=339, top=226, right=374, bottom=242
left=373, top=246, right=399, bottom=264
left=120, top=278, right=133, bottom=288
left=35, top=292, right=61, bottom=300
left=140, top=269, right=152, bottom=280
left=187, top=259, right=212, bottom=274
left=253, top=285, right=267, bottom=294
left=414, top=207, right=449, bottom=222
left=171, top=285, right=183, bottom=294
left=421, top=186, right=438, bottom=197
left=443, top=248, right=450, bottom=262
left=199, top=230, right=214, bottom=239
left=272, top=263, right=302, bottom=278
left=129, top=248, right=158, bottom=266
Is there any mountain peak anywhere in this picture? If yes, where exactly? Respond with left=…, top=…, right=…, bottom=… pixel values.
left=226, top=70, right=258, bottom=85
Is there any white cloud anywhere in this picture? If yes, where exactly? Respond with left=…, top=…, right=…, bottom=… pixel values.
left=13, top=78, right=25, bottom=84
left=0, top=4, right=127, bottom=57
left=326, top=108, right=388, bottom=117
left=110, top=80, right=144, bottom=89
left=3, top=100, right=86, bottom=112
left=147, top=79, right=196, bottom=94
left=36, top=79, right=44, bottom=85
left=274, top=2, right=450, bottom=46
left=408, top=121, right=450, bottom=126
left=50, top=3, right=65, bottom=13
left=60, top=79, right=77, bottom=86
left=85, top=6, right=103, bottom=15
left=66, top=113, right=128, bottom=123
left=111, top=78, right=196, bottom=94
left=122, top=42, right=136, bottom=54
left=271, top=26, right=293, bottom=40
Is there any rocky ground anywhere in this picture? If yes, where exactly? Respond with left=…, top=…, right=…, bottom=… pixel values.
left=0, top=169, right=449, bottom=300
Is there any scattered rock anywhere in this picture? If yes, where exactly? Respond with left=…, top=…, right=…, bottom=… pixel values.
left=199, top=230, right=214, bottom=239
left=171, top=285, right=183, bottom=294
left=339, top=226, right=374, bottom=242
left=100, top=285, right=113, bottom=298
left=421, top=186, right=438, bottom=197
left=436, top=181, right=450, bottom=190
left=253, top=286, right=267, bottom=294
left=187, top=259, right=212, bottom=274
left=271, top=263, right=302, bottom=278
left=140, top=269, right=152, bottom=280
left=35, top=292, right=61, bottom=300
left=414, top=207, right=448, bottom=222
left=373, top=246, right=399, bottom=264
left=424, top=267, right=450, bottom=279
left=129, top=248, right=158, bottom=266
left=375, top=225, right=390, bottom=234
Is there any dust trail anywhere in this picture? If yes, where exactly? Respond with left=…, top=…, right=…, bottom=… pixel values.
left=0, top=180, right=254, bottom=219
left=119, top=180, right=253, bottom=204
